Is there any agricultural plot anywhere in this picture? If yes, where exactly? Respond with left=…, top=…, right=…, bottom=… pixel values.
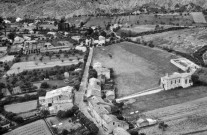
left=140, top=95, right=207, bottom=135
left=93, top=42, right=178, bottom=97
left=4, top=100, right=37, bottom=113
left=141, top=27, right=207, bottom=54
left=6, top=59, right=80, bottom=75
left=4, top=119, right=52, bottom=135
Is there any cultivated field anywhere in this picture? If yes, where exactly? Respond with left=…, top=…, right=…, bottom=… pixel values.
left=4, top=100, right=37, bottom=113
left=141, top=27, right=207, bottom=54
left=6, top=59, right=80, bottom=75
left=93, top=42, right=178, bottom=97
left=4, top=119, right=52, bottom=135
left=140, top=96, right=207, bottom=135
left=122, top=86, right=207, bottom=114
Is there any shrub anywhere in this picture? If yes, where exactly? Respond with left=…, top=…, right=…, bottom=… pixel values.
left=40, top=82, right=50, bottom=89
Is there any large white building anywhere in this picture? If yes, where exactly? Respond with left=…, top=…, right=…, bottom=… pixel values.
left=39, top=86, right=74, bottom=114
left=86, top=78, right=102, bottom=98
left=88, top=96, right=129, bottom=134
left=161, top=72, right=193, bottom=90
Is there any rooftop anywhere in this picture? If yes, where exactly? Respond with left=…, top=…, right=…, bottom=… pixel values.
left=45, top=86, right=73, bottom=99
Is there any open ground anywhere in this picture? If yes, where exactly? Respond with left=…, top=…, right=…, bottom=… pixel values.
left=93, top=42, right=179, bottom=97
left=139, top=96, right=207, bottom=135
left=4, top=100, right=37, bottom=113
left=6, top=59, right=80, bottom=75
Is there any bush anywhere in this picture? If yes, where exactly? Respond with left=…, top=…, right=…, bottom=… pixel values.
left=40, top=82, right=50, bottom=89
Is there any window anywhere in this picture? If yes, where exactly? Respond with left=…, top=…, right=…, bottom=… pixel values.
left=179, top=79, right=180, bottom=83
left=185, top=79, right=187, bottom=84
left=113, top=122, right=115, bottom=125
left=175, top=80, right=176, bottom=84
left=171, top=81, right=172, bottom=84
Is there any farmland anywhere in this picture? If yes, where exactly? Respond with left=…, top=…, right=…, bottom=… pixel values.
left=6, top=59, right=80, bottom=75
left=4, top=119, right=52, bottom=135
left=93, top=42, right=179, bottom=97
left=4, top=100, right=37, bottom=113
left=141, top=27, right=207, bottom=54
left=140, top=96, right=207, bottom=135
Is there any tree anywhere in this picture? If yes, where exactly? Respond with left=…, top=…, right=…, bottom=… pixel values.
left=7, top=32, right=15, bottom=42
left=40, top=82, right=50, bottom=89
left=4, top=63, right=10, bottom=71
left=38, top=89, right=47, bottom=96
left=61, top=129, right=69, bottom=135
left=41, top=110, right=50, bottom=117
left=57, top=110, right=66, bottom=119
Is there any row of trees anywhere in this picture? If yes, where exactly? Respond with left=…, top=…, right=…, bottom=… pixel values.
left=0, top=94, right=38, bottom=106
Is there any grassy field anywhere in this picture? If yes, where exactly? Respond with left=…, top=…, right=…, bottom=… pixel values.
left=93, top=42, right=179, bottom=97
left=122, top=86, right=207, bottom=114
left=4, top=100, right=37, bottom=113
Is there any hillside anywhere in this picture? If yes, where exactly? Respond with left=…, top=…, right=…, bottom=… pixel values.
left=0, top=0, right=207, bottom=18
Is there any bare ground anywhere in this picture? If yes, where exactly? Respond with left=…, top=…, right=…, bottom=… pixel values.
left=93, top=42, right=178, bottom=97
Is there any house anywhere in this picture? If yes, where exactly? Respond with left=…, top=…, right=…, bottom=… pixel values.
left=88, top=96, right=129, bottom=133
left=105, top=90, right=115, bottom=100
left=98, top=74, right=106, bottom=84
left=93, top=62, right=110, bottom=79
left=86, top=78, right=101, bottom=98
left=39, top=86, right=74, bottom=114
left=12, top=86, right=22, bottom=95
left=160, top=72, right=193, bottom=90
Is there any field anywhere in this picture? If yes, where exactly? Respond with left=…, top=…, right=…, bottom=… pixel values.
left=93, top=42, right=179, bottom=97
left=71, top=14, right=195, bottom=28
left=140, top=96, right=207, bottom=135
left=6, top=59, right=80, bottom=75
left=4, top=100, right=37, bottom=113
left=141, top=27, right=207, bottom=54
left=4, top=119, right=52, bottom=135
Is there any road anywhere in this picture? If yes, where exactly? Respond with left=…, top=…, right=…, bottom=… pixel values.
left=74, top=47, right=108, bottom=135
left=140, top=96, right=207, bottom=135
left=116, top=86, right=163, bottom=102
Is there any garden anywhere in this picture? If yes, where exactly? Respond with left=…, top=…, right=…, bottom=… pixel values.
left=48, top=105, right=99, bottom=135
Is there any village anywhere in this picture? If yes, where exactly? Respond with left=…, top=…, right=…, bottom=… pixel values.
left=1, top=1, right=207, bottom=135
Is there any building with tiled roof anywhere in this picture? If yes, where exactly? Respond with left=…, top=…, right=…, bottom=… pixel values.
left=88, top=96, right=129, bottom=134
left=39, top=86, right=74, bottom=114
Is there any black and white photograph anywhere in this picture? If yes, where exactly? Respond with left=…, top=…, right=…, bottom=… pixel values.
left=0, top=0, right=207, bottom=135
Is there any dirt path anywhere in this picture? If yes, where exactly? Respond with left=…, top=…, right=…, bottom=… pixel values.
left=140, top=97, right=207, bottom=135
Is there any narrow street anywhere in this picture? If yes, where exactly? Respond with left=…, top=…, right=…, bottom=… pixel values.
left=74, top=47, right=108, bottom=135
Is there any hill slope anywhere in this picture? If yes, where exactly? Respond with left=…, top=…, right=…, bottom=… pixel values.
left=0, top=0, right=207, bottom=18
